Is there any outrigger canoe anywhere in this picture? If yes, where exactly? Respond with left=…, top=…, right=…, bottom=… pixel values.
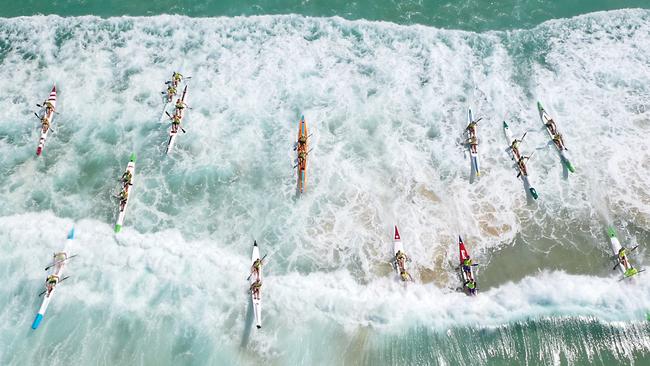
left=458, top=236, right=478, bottom=295
left=503, top=121, right=539, bottom=200
left=250, top=241, right=262, bottom=329
left=608, top=228, right=642, bottom=279
left=393, top=225, right=411, bottom=282
left=537, top=102, right=575, bottom=173
left=166, top=85, right=188, bottom=154
left=296, top=116, right=309, bottom=193
left=32, top=228, right=75, bottom=329
left=36, top=85, right=57, bottom=156
left=466, top=109, right=480, bottom=176
left=115, top=153, right=136, bottom=232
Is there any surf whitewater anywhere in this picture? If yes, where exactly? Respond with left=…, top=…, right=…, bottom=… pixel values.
left=0, top=10, right=649, bottom=366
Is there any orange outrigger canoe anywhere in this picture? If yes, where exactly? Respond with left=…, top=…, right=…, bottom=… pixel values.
left=296, top=115, right=308, bottom=193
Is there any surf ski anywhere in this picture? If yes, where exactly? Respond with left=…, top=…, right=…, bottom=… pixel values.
left=503, top=121, right=539, bottom=200
left=295, top=115, right=309, bottom=194
left=35, top=85, right=57, bottom=156
left=608, top=228, right=642, bottom=279
left=166, top=85, right=188, bottom=154
left=466, top=109, right=481, bottom=176
left=458, top=236, right=478, bottom=295
left=115, top=153, right=136, bottom=232
left=249, top=241, right=263, bottom=329
left=537, top=102, right=575, bottom=173
left=32, top=228, right=75, bottom=330
left=393, top=225, right=412, bottom=282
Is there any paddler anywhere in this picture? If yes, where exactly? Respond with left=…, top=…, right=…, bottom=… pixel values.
left=171, top=114, right=182, bottom=133
left=545, top=119, right=558, bottom=135
left=552, top=133, right=565, bottom=149
left=172, top=72, right=183, bottom=84
left=400, top=270, right=412, bottom=282
left=467, top=136, right=478, bottom=153
left=121, top=170, right=133, bottom=186
left=251, top=258, right=263, bottom=279
left=517, top=156, right=529, bottom=176
left=297, top=151, right=308, bottom=166
left=44, top=101, right=54, bottom=114
left=174, top=98, right=187, bottom=112
left=298, top=134, right=308, bottom=146
left=118, top=189, right=129, bottom=210
left=466, top=118, right=480, bottom=134
left=465, top=279, right=477, bottom=295
left=395, top=250, right=407, bottom=270
left=462, top=258, right=474, bottom=280
left=46, top=275, right=59, bottom=294
left=166, top=85, right=177, bottom=99
left=618, top=248, right=630, bottom=269
left=40, top=116, right=50, bottom=133
left=54, top=252, right=67, bottom=263
left=250, top=278, right=262, bottom=300
left=510, top=138, right=522, bottom=152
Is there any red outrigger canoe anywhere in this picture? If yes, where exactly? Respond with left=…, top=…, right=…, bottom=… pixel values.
left=458, top=236, right=478, bottom=295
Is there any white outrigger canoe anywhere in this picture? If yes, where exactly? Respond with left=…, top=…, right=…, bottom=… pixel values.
left=503, top=121, right=539, bottom=200
left=36, top=85, right=57, bottom=156
left=393, top=225, right=411, bottom=282
left=32, top=228, right=75, bottom=329
left=115, top=153, right=136, bottom=233
left=608, top=228, right=642, bottom=278
left=250, top=241, right=262, bottom=329
left=466, top=109, right=480, bottom=176
left=166, top=85, right=188, bottom=155
left=537, top=102, right=575, bottom=173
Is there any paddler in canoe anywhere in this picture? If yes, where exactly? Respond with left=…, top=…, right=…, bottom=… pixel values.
left=617, top=247, right=639, bottom=277
left=465, top=117, right=481, bottom=137
left=170, top=113, right=182, bottom=133
left=250, top=257, right=263, bottom=280
left=517, top=155, right=530, bottom=176
left=544, top=118, right=558, bottom=135
left=395, top=250, right=412, bottom=281
left=118, top=188, right=129, bottom=211
left=165, top=85, right=177, bottom=102
left=40, top=116, right=50, bottom=134
left=462, top=257, right=475, bottom=281
left=45, top=274, right=59, bottom=295
left=121, top=170, right=133, bottom=187
left=44, top=101, right=54, bottom=115
left=552, top=133, right=566, bottom=150
left=464, top=279, right=477, bottom=295
left=172, top=72, right=184, bottom=86
left=250, top=278, right=262, bottom=300
left=467, top=136, right=478, bottom=154
left=174, top=98, right=187, bottom=113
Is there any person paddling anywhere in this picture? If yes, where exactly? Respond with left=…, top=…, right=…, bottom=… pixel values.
left=462, top=258, right=475, bottom=281
left=250, top=278, right=262, bottom=300
left=400, top=270, right=412, bottom=282
left=170, top=114, right=182, bottom=133
left=517, top=156, right=530, bottom=176
left=118, top=189, right=129, bottom=210
left=251, top=258, right=263, bottom=279
left=545, top=119, right=558, bottom=135
left=46, top=275, right=59, bottom=295
left=465, top=279, right=477, bottom=295
left=121, top=170, right=133, bottom=186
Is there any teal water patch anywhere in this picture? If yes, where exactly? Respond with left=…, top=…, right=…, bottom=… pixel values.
left=1, top=0, right=649, bottom=31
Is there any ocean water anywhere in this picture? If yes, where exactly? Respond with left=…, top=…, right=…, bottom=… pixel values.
left=1, top=3, right=650, bottom=366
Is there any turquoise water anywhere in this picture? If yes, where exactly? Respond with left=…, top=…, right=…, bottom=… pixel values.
left=5, top=0, right=650, bottom=30
left=1, top=2, right=650, bottom=366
